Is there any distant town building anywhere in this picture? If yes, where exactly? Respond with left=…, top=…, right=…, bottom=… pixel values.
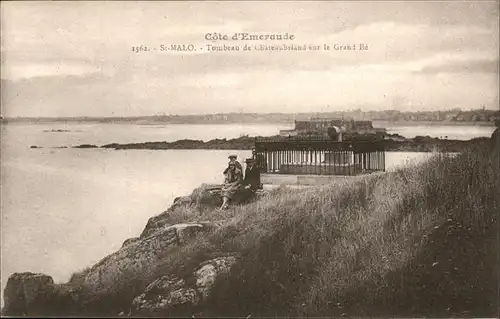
left=279, top=118, right=386, bottom=141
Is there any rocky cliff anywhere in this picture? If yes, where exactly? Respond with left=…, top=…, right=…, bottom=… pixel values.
left=2, top=184, right=268, bottom=317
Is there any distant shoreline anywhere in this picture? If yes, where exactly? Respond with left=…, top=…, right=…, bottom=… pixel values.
left=372, top=120, right=496, bottom=127
left=1, top=120, right=497, bottom=127
left=2, top=109, right=498, bottom=127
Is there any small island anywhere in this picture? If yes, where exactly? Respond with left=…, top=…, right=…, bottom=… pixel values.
left=64, top=134, right=492, bottom=153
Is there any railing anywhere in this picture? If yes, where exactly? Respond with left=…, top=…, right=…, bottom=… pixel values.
left=253, top=138, right=385, bottom=175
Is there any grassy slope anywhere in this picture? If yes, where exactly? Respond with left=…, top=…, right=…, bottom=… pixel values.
left=157, top=144, right=498, bottom=317
left=71, top=142, right=498, bottom=317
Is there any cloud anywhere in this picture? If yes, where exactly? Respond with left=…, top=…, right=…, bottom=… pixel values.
left=1, top=1, right=498, bottom=116
left=418, top=58, right=499, bottom=75
left=2, top=62, right=101, bottom=81
left=360, top=52, right=499, bottom=74
left=180, top=72, right=246, bottom=88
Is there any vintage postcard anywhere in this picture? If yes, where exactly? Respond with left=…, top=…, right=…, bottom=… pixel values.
left=1, top=1, right=498, bottom=317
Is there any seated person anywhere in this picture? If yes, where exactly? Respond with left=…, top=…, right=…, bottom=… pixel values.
left=220, top=162, right=243, bottom=210
left=242, top=157, right=261, bottom=197
left=223, top=155, right=242, bottom=175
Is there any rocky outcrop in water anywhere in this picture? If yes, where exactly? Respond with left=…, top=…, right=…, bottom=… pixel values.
left=1, top=272, right=84, bottom=316
left=2, top=273, right=54, bottom=316
left=101, top=136, right=257, bottom=150
left=73, top=144, right=98, bottom=148
left=60, top=133, right=495, bottom=152
left=43, top=129, right=71, bottom=133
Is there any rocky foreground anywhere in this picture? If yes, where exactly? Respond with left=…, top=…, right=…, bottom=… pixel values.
left=1, top=185, right=268, bottom=317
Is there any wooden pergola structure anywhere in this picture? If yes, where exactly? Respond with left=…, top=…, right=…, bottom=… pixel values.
left=253, top=137, right=385, bottom=176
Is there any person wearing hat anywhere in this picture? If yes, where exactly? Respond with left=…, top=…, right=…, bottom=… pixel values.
left=223, top=155, right=242, bottom=174
left=220, top=160, right=243, bottom=210
left=242, top=157, right=261, bottom=196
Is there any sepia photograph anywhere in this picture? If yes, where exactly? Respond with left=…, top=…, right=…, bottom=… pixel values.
left=1, top=1, right=499, bottom=317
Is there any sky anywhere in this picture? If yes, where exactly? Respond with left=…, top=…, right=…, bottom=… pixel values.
left=1, top=1, right=498, bottom=117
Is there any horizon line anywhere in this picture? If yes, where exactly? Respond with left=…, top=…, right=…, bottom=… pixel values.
left=2, top=108, right=499, bottom=120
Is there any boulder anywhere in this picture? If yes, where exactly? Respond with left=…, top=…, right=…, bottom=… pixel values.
left=2, top=272, right=55, bottom=316
left=140, top=196, right=193, bottom=239
left=131, top=256, right=237, bottom=316
left=195, top=256, right=237, bottom=299
left=190, top=183, right=267, bottom=207
left=83, top=222, right=218, bottom=295
left=140, top=211, right=171, bottom=239
left=141, top=184, right=270, bottom=240
left=190, top=183, right=224, bottom=208
left=121, top=237, right=140, bottom=248
left=140, top=185, right=220, bottom=239
left=2, top=272, right=85, bottom=316
left=172, top=196, right=193, bottom=209
left=131, top=275, right=200, bottom=316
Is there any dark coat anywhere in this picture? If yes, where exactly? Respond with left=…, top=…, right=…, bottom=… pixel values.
left=243, top=165, right=261, bottom=191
